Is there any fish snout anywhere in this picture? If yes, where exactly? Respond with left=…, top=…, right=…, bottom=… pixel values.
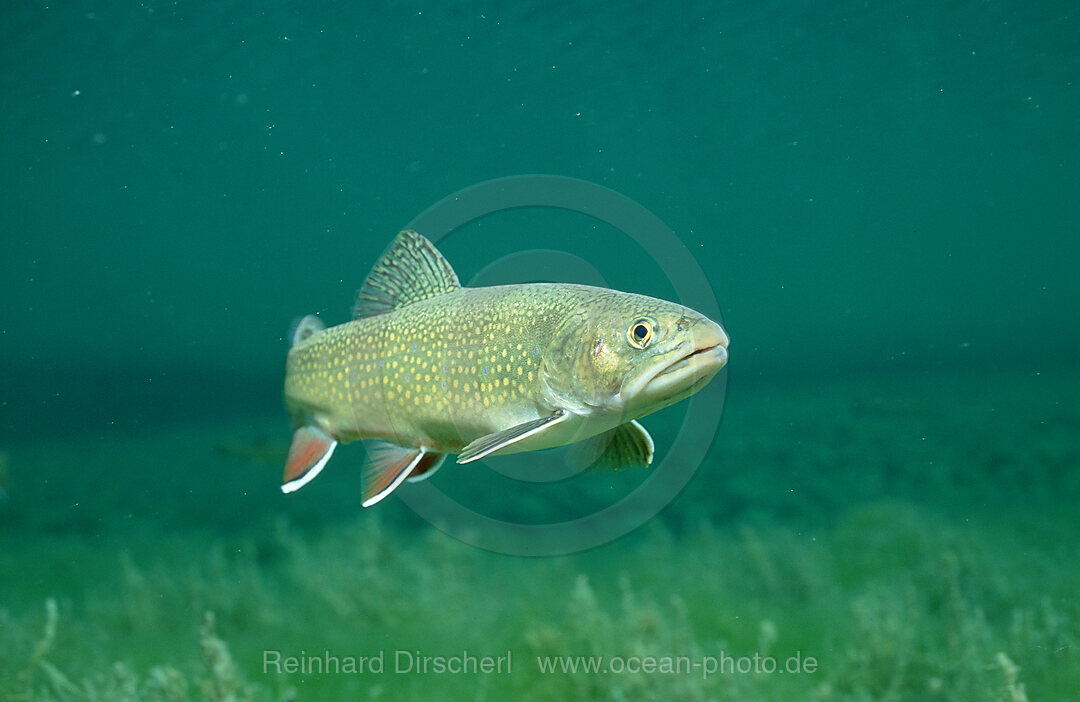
left=635, top=316, right=728, bottom=404
left=692, top=318, right=729, bottom=370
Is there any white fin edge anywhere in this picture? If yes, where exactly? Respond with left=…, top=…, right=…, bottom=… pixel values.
left=406, top=453, right=447, bottom=483
left=635, top=420, right=656, bottom=466
left=361, top=446, right=430, bottom=507
left=281, top=440, right=337, bottom=494
left=457, top=410, right=569, bottom=464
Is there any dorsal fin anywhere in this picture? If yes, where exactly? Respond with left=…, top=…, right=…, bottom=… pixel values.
left=353, top=230, right=460, bottom=319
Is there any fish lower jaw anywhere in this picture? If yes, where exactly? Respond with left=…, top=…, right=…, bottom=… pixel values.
left=642, top=345, right=727, bottom=400
left=658, top=344, right=727, bottom=378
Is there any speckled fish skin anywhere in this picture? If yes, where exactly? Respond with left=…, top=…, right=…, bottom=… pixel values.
left=287, top=284, right=720, bottom=450
left=281, top=230, right=728, bottom=504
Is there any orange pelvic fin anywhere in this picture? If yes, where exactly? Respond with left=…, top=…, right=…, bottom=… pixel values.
left=361, top=441, right=443, bottom=507
left=406, top=452, right=446, bottom=483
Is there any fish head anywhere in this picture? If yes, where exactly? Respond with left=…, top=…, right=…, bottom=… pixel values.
left=540, top=291, right=728, bottom=420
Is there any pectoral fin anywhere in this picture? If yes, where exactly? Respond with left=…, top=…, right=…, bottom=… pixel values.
left=457, top=410, right=568, bottom=464
left=361, top=441, right=444, bottom=507
left=569, top=420, right=654, bottom=471
left=282, top=426, right=338, bottom=493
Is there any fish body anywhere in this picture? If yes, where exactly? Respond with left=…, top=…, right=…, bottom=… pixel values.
left=283, top=231, right=728, bottom=506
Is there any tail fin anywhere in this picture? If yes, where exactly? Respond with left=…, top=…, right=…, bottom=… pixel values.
left=288, top=315, right=325, bottom=347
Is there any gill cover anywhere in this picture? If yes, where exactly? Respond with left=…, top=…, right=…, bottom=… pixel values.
left=539, top=307, right=625, bottom=413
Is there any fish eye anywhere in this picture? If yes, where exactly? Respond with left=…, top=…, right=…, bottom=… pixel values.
left=626, top=318, right=656, bottom=349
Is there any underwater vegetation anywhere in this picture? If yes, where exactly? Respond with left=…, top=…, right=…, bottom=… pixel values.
left=1, top=499, right=1076, bottom=700
left=1, top=368, right=1077, bottom=700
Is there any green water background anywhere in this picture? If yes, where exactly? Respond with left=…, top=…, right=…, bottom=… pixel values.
left=4, top=0, right=1078, bottom=425
left=2, top=1, right=1079, bottom=699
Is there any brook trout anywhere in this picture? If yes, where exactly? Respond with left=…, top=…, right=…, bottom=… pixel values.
left=283, top=230, right=728, bottom=506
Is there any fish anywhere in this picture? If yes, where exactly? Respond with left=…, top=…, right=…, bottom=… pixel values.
left=282, top=230, right=729, bottom=507
left=215, top=436, right=289, bottom=465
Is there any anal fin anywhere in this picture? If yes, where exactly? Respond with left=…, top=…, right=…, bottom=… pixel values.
left=282, top=426, right=337, bottom=493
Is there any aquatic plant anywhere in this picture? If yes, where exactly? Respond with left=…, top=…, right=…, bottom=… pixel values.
left=0, top=596, right=292, bottom=702
left=2, top=370, right=1077, bottom=700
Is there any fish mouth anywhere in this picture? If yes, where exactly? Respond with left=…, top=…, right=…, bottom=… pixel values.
left=656, top=343, right=728, bottom=379
left=642, top=325, right=729, bottom=399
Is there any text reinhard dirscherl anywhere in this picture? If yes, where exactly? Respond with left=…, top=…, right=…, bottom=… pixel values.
left=263, top=649, right=512, bottom=676
left=262, top=649, right=820, bottom=679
